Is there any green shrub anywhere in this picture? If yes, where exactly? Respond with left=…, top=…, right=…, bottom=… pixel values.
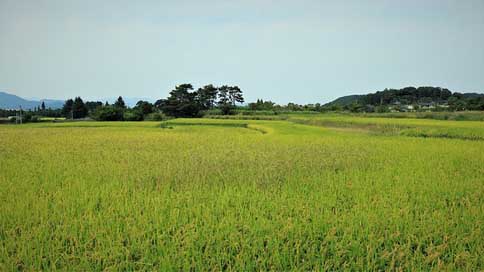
left=92, top=106, right=124, bottom=121
left=123, top=109, right=144, bottom=121
left=145, top=112, right=168, bottom=121
left=22, top=113, right=32, bottom=123
left=201, top=109, right=223, bottom=116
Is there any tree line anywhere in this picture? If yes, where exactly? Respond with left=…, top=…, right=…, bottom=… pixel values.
left=0, top=100, right=63, bottom=122
left=246, top=87, right=483, bottom=113
left=346, top=87, right=484, bottom=112
left=1, top=83, right=244, bottom=121
left=56, top=83, right=245, bottom=121
left=2, top=85, right=484, bottom=122
left=154, top=84, right=244, bottom=117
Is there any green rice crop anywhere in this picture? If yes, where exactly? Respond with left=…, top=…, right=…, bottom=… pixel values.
left=0, top=117, right=483, bottom=270
left=289, top=115, right=484, bottom=140
left=356, top=111, right=484, bottom=121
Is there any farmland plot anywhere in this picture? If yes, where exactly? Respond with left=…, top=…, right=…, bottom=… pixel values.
left=0, top=117, right=483, bottom=270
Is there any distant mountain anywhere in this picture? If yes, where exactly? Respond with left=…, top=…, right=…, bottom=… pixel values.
left=0, top=91, right=64, bottom=110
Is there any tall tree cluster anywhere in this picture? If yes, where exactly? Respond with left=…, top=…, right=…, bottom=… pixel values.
left=59, top=96, right=148, bottom=121
left=360, top=87, right=453, bottom=106
left=217, top=85, right=244, bottom=115
left=335, top=86, right=484, bottom=112
left=248, top=99, right=276, bottom=111
left=57, top=84, right=244, bottom=121
left=61, top=97, right=89, bottom=119
left=155, top=84, right=244, bottom=117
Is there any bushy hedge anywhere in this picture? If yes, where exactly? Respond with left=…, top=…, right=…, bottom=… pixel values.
left=145, top=112, right=168, bottom=121
left=92, top=106, right=124, bottom=121
left=123, top=109, right=144, bottom=121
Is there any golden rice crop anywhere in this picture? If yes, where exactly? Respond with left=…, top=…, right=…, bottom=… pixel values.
left=0, top=117, right=483, bottom=270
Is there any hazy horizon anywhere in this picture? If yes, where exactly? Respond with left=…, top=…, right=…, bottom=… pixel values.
left=1, top=0, right=484, bottom=104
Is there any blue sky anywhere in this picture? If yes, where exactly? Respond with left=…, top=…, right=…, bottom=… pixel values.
left=1, top=0, right=483, bottom=104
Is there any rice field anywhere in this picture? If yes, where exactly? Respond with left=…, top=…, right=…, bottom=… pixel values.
left=0, top=116, right=483, bottom=270
left=289, top=115, right=484, bottom=141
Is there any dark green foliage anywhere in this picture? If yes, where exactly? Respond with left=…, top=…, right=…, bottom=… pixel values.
left=134, top=101, right=154, bottom=115
left=22, top=112, right=32, bottom=123
left=153, top=84, right=245, bottom=117
left=284, top=103, right=321, bottom=112
left=72, top=97, right=88, bottom=119
left=85, top=101, right=103, bottom=113
left=123, top=109, right=144, bottom=121
left=217, top=85, right=244, bottom=115
left=61, top=97, right=88, bottom=119
left=324, top=87, right=484, bottom=113
left=360, top=86, right=454, bottom=105
left=196, top=84, right=218, bottom=110
left=217, top=85, right=232, bottom=115
left=114, top=96, right=126, bottom=109
left=2, top=84, right=247, bottom=120
left=326, top=87, right=484, bottom=111
left=4, top=107, right=62, bottom=118
left=249, top=99, right=275, bottom=111
left=145, top=112, right=167, bottom=121
left=61, top=99, right=74, bottom=118
left=229, top=86, right=244, bottom=105
left=348, top=102, right=364, bottom=113
left=466, top=97, right=484, bottom=110
left=92, top=105, right=124, bottom=121
left=375, top=105, right=390, bottom=113
left=59, top=97, right=155, bottom=121
left=323, top=95, right=364, bottom=108
left=156, top=84, right=202, bottom=117
left=0, top=109, right=18, bottom=118
left=243, top=102, right=326, bottom=113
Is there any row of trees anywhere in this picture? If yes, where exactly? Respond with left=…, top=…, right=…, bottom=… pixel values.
left=3, top=85, right=483, bottom=122
left=59, top=96, right=157, bottom=121
left=247, top=98, right=484, bottom=113
left=0, top=107, right=62, bottom=118
left=247, top=99, right=325, bottom=112
left=154, top=84, right=244, bottom=117
left=0, top=101, right=64, bottom=118
left=53, top=84, right=245, bottom=121
left=360, top=87, right=453, bottom=106
left=319, top=86, right=484, bottom=113
left=355, top=87, right=484, bottom=111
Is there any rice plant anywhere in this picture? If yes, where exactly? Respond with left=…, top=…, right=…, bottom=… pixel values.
left=0, top=117, right=483, bottom=270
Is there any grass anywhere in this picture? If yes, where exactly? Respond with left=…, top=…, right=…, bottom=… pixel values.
left=205, top=114, right=288, bottom=120
left=0, top=117, right=483, bottom=270
left=289, top=114, right=484, bottom=140
left=39, top=117, right=67, bottom=121
left=360, top=111, right=484, bottom=121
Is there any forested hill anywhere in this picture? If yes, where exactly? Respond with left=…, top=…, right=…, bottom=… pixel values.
left=325, top=87, right=484, bottom=110
left=324, top=95, right=364, bottom=107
